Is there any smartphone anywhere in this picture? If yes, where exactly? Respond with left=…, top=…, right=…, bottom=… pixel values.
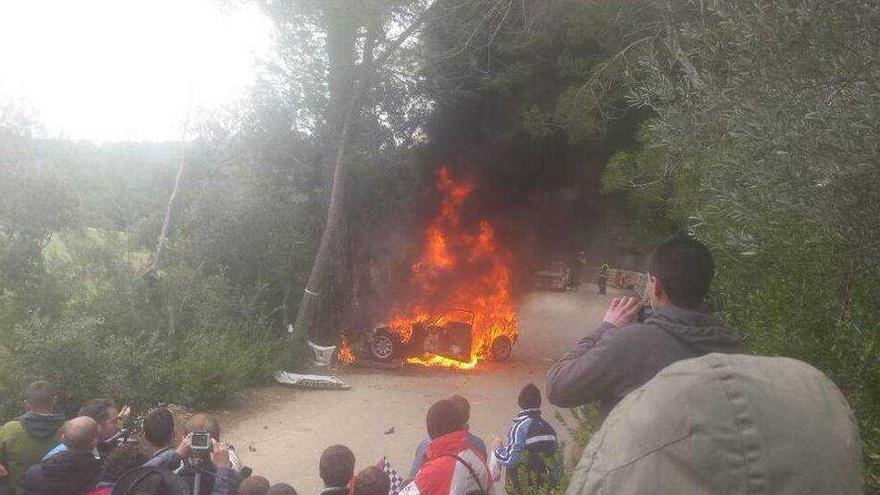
left=191, top=431, right=211, bottom=452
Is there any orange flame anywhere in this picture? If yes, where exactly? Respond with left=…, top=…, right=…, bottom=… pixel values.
left=393, top=167, right=517, bottom=370
left=337, top=336, right=355, bottom=365
left=407, top=354, right=478, bottom=370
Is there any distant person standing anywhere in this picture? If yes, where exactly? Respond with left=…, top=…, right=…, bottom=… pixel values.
left=596, top=263, right=608, bottom=295
left=547, top=237, right=741, bottom=420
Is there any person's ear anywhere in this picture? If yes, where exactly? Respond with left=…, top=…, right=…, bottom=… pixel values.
left=651, top=275, right=664, bottom=300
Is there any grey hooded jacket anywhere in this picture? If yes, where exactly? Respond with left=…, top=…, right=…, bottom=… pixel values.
left=565, top=353, right=864, bottom=495
left=546, top=306, right=740, bottom=418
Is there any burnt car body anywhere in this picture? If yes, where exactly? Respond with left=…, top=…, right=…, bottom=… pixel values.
left=346, top=310, right=517, bottom=364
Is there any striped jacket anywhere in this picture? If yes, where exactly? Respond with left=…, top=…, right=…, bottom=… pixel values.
left=493, top=408, right=558, bottom=487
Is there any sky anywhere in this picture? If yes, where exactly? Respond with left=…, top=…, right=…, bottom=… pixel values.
left=0, top=0, right=273, bottom=143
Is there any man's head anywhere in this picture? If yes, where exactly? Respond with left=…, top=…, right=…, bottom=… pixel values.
left=426, top=399, right=463, bottom=440
left=448, top=395, right=470, bottom=425
left=319, top=445, right=355, bottom=488
left=143, top=407, right=175, bottom=449
left=266, top=483, right=298, bottom=495
left=24, top=380, right=57, bottom=413
left=61, top=416, right=99, bottom=452
left=102, top=444, right=149, bottom=482
left=237, top=476, right=271, bottom=495
left=518, top=383, right=542, bottom=410
left=648, top=236, right=714, bottom=310
left=352, top=466, right=390, bottom=495
left=184, top=413, right=221, bottom=441
left=79, top=398, right=118, bottom=443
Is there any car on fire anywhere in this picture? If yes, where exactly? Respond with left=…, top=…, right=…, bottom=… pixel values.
left=345, top=309, right=517, bottom=364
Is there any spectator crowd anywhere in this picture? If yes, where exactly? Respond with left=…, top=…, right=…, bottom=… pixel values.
left=0, top=238, right=866, bottom=495
left=0, top=380, right=555, bottom=495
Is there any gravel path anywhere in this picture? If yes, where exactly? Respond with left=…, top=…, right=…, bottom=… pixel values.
left=221, top=290, right=611, bottom=492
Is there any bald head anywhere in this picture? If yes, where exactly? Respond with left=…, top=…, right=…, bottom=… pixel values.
left=62, top=416, right=98, bottom=451
left=185, top=413, right=221, bottom=441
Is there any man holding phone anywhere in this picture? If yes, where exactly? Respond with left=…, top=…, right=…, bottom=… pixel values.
left=141, top=410, right=240, bottom=495
left=546, top=237, right=741, bottom=420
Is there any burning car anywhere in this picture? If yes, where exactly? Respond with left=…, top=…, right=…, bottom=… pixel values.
left=344, top=309, right=517, bottom=367
left=337, top=168, right=519, bottom=370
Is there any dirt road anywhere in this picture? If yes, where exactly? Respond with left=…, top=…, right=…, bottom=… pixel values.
left=222, top=290, right=610, bottom=492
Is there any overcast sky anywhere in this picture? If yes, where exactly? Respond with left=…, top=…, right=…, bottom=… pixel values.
left=0, top=0, right=273, bottom=143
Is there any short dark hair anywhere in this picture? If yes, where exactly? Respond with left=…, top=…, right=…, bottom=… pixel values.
left=518, top=383, right=541, bottom=409
left=25, top=380, right=57, bottom=410
left=648, top=236, right=714, bottom=309
left=266, top=483, right=298, bottom=495
left=79, top=399, right=116, bottom=423
left=353, top=467, right=390, bottom=495
left=143, top=407, right=174, bottom=447
left=319, top=445, right=355, bottom=488
left=427, top=399, right=463, bottom=439
left=101, top=444, right=148, bottom=482
left=237, top=476, right=271, bottom=495
left=448, top=395, right=470, bottom=423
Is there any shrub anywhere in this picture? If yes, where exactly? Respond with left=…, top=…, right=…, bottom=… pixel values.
left=0, top=236, right=296, bottom=420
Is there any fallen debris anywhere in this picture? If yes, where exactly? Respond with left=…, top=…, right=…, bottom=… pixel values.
left=274, top=371, right=350, bottom=390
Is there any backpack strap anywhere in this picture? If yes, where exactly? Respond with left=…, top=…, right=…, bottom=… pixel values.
left=443, top=454, right=486, bottom=495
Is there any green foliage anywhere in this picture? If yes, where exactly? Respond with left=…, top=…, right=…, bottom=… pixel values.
left=0, top=232, right=283, bottom=419
left=0, top=101, right=304, bottom=420
left=597, top=0, right=880, bottom=486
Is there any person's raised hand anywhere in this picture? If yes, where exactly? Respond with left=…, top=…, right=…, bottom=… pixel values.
left=175, top=433, right=193, bottom=459
left=211, top=439, right=231, bottom=469
left=602, top=296, right=642, bottom=327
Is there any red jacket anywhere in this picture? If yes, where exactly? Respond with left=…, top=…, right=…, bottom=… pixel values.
left=401, top=431, right=497, bottom=495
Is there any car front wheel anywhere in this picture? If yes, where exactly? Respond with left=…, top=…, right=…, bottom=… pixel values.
left=369, top=329, right=399, bottom=362
left=489, top=336, right=513, bottom=361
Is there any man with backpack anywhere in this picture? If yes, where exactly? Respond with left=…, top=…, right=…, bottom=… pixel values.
left=401, top=400, right=496, bottom=495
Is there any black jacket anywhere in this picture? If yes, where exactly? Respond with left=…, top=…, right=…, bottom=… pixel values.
left=23, top=449, right=102, bottom=495
left=546, top=306, right=741, bottom=418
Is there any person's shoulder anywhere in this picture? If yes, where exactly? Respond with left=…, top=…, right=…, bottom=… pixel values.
left=0, top=419, right=20, bottom=429
left=0, top=419, right=22, bottom=438
left=468, top=432, right=487, bottom=451
left=603, top=323, right=665, bottom=343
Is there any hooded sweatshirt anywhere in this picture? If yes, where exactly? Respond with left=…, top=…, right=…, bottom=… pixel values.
left=23, top=449, right=102, bottom=495
left=546, top=306, right=740, bottom=419
left=565, top=353, right=864, bottom=494
left=0, top=412, right=65, bottom=495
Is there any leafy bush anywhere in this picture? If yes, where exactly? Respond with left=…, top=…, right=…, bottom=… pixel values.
left=0, top=234, right=292, bottom=421
left=593, top=0, right=880, bottom=487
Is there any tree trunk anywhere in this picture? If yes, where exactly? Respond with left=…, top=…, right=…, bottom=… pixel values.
left=290, top=2, right=360, bottom=348
left=148, top=115, right=190, bottom=280
left=290, top=2, right=435, bottom=358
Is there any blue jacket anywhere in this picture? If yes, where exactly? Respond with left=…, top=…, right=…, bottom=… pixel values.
left=494, top=409, right=558, bottom=488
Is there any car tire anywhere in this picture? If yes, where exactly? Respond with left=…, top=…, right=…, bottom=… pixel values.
left=370, top=329, right=399, bottom=362
left=489, top=336, right=513, bottom=361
